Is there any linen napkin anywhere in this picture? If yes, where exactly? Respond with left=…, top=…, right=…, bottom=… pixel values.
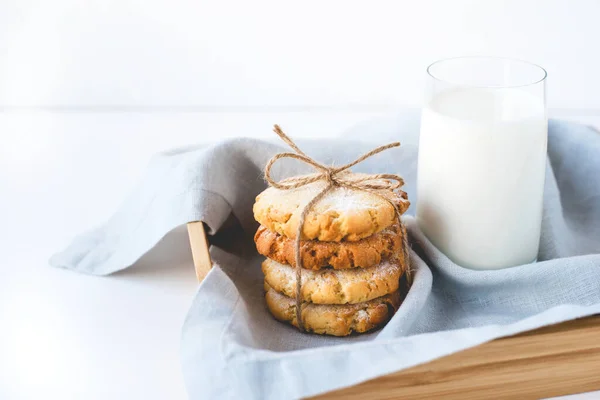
left=51, top=117, right=600, bottom=399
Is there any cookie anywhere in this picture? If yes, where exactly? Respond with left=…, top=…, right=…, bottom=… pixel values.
left=253, top=173, right=410, bottom=242
left=262, top=256, right=404, bottom=304
left=255, top=223, right=403, bottom=270
left=264, top=283, right=402, bottom=336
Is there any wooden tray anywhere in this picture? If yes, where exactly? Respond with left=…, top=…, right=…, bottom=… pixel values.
left=187, top=221, right=600, bottom=399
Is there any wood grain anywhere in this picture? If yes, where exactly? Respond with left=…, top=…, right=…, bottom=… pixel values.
left=313, top=316, right=600, bottom=400
left=185, top=221, right=600, bottom=399
left=187, top=221, right=213, bottom=281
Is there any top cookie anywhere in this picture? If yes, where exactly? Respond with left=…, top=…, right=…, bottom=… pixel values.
left=253, top=173, right=410, bottom=242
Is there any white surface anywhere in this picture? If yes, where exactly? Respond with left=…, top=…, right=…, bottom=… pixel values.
left=418, top=87, right=547, bottom=269
left=1, top=0, right=600, bottom=110
left=0, top=111, right=598, bottom=399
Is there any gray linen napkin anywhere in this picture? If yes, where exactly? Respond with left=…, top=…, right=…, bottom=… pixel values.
left=51, top=117, right=600, bottom=399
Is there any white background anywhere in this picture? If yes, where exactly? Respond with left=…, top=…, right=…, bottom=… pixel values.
left=1, top=0, right=600, bottom=111
left=1, top=1, right=599, bottom=399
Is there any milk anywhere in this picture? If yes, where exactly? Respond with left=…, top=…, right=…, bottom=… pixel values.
left=416, top=87, right=547, bottom=269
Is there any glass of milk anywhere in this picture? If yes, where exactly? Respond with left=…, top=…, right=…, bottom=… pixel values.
left=416, top=56, right=547, bottom=270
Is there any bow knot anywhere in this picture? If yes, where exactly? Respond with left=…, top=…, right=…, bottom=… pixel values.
left=324, top=169, right=336, bottom=185
left=265, top=126, right=405, bottom=194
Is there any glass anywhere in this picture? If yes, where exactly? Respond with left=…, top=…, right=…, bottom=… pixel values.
left=416, top=56, right=547, bottom=270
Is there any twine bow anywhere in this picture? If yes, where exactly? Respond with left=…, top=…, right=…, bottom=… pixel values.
left=265, top=125, right=410, bottom=332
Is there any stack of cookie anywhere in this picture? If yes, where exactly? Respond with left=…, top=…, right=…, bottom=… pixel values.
left=253, top=173, right=410, bottom=336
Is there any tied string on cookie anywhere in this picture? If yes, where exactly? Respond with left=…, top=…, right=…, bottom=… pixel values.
left=264, top=125, right=411, bottom=332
